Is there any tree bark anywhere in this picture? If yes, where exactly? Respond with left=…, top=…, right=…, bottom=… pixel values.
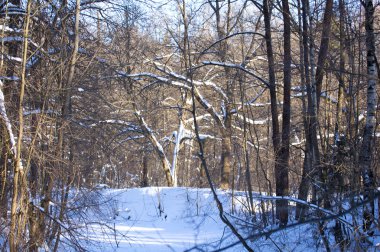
left=263, top=0, right=280, bottom=154
left=141, top=153, right=149, bottom=187
left=9, top=0, right=31, bottom=250
left=263, top=0, right=291, bottom=225
left=220, top=120, right=232, bottom=189
left=315, top=0, right=333, bottom=107
left=360, top=0, right=378, bottom=233
left=276, top=0, right=292, bottom=226
left=296, top=0, right=311, bottom=220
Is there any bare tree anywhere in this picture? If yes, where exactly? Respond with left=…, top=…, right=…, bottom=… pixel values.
left=359, top=0, right=378, bottom=233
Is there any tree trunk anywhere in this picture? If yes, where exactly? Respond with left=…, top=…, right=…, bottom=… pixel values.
left=275, top=0, right=292, bottom=226
left=141, top=154, right=149, bottom=187
left=214, top=0, right=234, bottom=190
left=315, top=0, right=333, bottom=107
left=220, top=123, right=232, bottom=190
left=263, top=0, right=280, bottom=154
left=300, top=0, right=321, bottom=206
left=360, top=0, right=378, bottom=233
left=134, top=108, right=174, bottom=187
left=10, top=0, right=32, bottom=250
left=263, top=0, right=291, bottom=225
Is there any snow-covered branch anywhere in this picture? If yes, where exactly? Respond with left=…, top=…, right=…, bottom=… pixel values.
left=202, top=61, right=269, bottom=87
left=0, top=81, right=16, bottom=156
left=155, top=65, right=229, bottom=101
left=134, top=109, right=174, bottom=186
left=75, top=120, right=141, bottom=133
left=201, top=31, right=265, bottom=55
left=23, top=109, right=57, bottom=116
left=124, top=72, right=225, bottom=128
left=235, top=114, right=282, bottom=126
left=231, top=88, right=267, bottom=114
left=122, top=72, right=191, bottom=90
left=184, top=113, right=211, bottom=124
left=292, top=90, right=337, bottom=104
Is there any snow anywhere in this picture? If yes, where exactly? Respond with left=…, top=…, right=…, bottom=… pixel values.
left=73, top=187, right=235, bottom=252
left=0, top=80, right=16, bottom=156
left=202, top=61, right=269, bottom=87
left=5, top=55, right=22, bottom=62
left=157, top=67, right=228, bottom=101
left=57, top=186, right=379, bottom=252
left=26, top=55, right=40, bottom=68
left=0, top=76, right=19, bottom=81
left=0, top=25, right=22, bottom=33
left=236, top=114, right=269, bottom=125
left=0, top=36, right=23, bottom=43
left=135, top=110, right=173, bottom=179
left=23, top=109, right=56, bottom=116
left=88, top=120, right=137, bottom=128
left=124, top=72, right=191, bottom=90
left=94, top=184, right=110, bottom=190
left=1, top=185, right=379, bottom=251
left=123, top=70, right=224, bottom=127
left=358, top=113, right=366, bottom=122
left=236, top=114, right=283, bottom=125
left=118, top=135, right=145, bottom=143
left=320, top=91, right=338, bottom=103
left=171, top=121, right=184, bottom=186
left=293, top=91, right=338, bottom=104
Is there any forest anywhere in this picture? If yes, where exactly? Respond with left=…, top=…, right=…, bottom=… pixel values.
left=0, top=0, right=379, bottom=251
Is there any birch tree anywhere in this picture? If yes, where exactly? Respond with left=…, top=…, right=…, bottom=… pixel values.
left=359, top=0, right=378, bottom=233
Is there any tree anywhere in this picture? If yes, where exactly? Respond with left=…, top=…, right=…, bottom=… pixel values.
left=359, top=0, right=378, bottom=233
left=262, top=0, right=291, bottom=226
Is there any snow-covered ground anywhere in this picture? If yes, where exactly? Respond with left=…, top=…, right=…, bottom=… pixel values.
left=62, top=187, right=380, bottom=252
left=75, top=187, right=242, bottom=251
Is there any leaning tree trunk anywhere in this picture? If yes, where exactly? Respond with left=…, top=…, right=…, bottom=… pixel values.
left=134, top=106, right=174, bottom=187
left=315, top=0, right=333, bottom=107
left=359, top=0, right=378, bottom=233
